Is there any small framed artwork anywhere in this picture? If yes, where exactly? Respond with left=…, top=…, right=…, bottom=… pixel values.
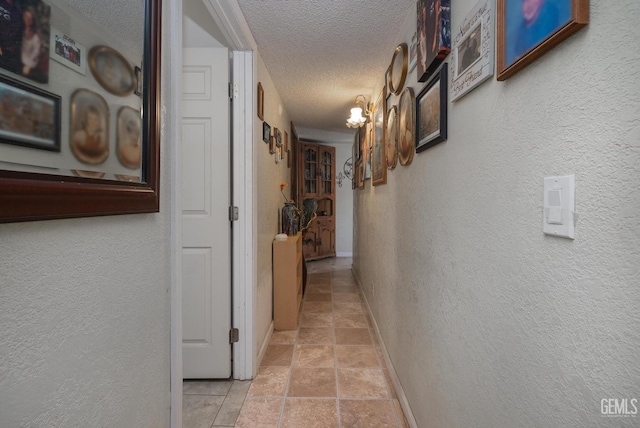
left=497, top=0, right=588, bottom=80
left=287, top=149, right=291, bottom=168
left=275, top=127, right=283, bottom=147
left=355, top=159, right=364, bottom=189
left=284, top=130, right=289, bottom=151
left=416, top=64, right=448, bottom=153
left=372, top=90, right=387, bottom=186
left=385, top=105, right=398, bottom=170
left=416, top=0, right=451, bottom=82
left=263, top=121, right=271, bottom=144
left=70, top=89, right=110, bottom=165
left=257, top=82, right=264, bottom=120
left=50, top=28, right=87, bottom=75
left=0, top=0, right=51, bottom=83
left=88, top=45, right=136, bottom=96
left=362, top=122, right=372, bottom=180
left=269, top=135, right=275, bottom=154
left=116, top=107, right=142, bottom=169
left=0, top=75, right=61, bottom=152
left=275, top=145, right=282, bottom=164
left=389, top=43, right=408, bottom=96
left=134, top=66, right=143, bottom=96
left=397, top=87, right=415, bottom=166
left=451, top=0, right=494, bottom=101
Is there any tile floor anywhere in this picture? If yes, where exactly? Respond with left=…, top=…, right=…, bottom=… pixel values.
left=182, top=257, right=408, bottom=428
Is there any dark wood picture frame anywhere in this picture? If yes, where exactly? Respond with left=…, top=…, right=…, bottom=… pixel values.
left=257, top=82, right=264, bottom=120
left=497, top=0, right=588, bottom=80
left=416, top=0, right=451, bottom=82
left=0, top=0, right=162, bottom=223
left=416, top=64, right=447, bottom=153
left=0, top=74, right=61, bottom=152
left=263, top=121, right=271, bottom=144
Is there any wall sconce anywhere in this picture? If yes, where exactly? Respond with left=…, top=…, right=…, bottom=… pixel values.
left=345, top=95, right=372, bottom=128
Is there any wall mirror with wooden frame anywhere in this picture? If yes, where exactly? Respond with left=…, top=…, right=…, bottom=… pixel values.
left=0, top=0, right=161, bottom=223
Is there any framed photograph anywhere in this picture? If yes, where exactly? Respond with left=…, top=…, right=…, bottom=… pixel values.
left=385, top=105, right=398, bottom=170
left=389, top=43, right=408, bottom=96
left=257, top=82, right=264, bottom=120
left=356, top=124, right=364, bottom=162
left=416, top=64, right=448, bottom=152
left=372, top=91, right=387, bottom=186
left=269, top=135, right=275, bottom=154
left=0, top=0, right=51, bottom=83
left=263, top=121, right=271, bottom=144
left=397, top=87, right=415, bottom=166
left=275, top=145, right=281, bottom=164
left=355, top=159, right=364, bottom=189
left=0, top=75, right=60, bottom=151
left=50, top=28, right=86, bottom=75
left=416, top=0, right=451, bottom=82
left=69, top=89, right=110, bottom=165
left=134, top=66, right=143, bottom=96
left=0, top=0, right=162, bottom=223
left=89, top=45, right=136, bottom=96
left=362, top=122, right=372, bottom=180
left=116, top=107, right=142, bottom=170
left=275, top=127, right=283, bottom=147
left=451, top=0, right=494, bottom=101
left=497, top=0, right=588, bottom=80
left=409, top=32, right=418, bottom=71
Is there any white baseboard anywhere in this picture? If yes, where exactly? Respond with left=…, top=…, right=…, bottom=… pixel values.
left=352, top=268, right=419, bottom=428
left=336, top=252, right=353, bottom=257
left=255, top=321, right=274, bottom=372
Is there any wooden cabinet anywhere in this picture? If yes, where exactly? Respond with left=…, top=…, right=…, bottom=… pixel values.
left=273, top=233, right=303, bottom=330
left=298, top=142, right=336, bottom=261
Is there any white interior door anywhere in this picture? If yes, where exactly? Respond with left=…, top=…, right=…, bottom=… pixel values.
left=181, top=47, right=231, bottom=379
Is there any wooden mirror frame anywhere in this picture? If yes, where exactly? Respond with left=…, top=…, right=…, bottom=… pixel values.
left=0, top=0, right=162, bottom=223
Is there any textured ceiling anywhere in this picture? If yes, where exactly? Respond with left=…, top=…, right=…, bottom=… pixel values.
left=236, top=0, right=414, bottom=136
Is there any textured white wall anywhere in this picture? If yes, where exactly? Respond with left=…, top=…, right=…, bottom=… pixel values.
left=354, top=1, right=640, bottom=427
left=324, top=142, right=354, bottom=255
left=0, top=2, right=174, bottom=426
left=255, top=54, right=293, bottom=361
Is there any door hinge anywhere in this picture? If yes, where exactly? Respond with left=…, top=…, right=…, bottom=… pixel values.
left=229, top=328, right=239, bottom=343
left=229, top=206, right=239, bottom=221
left=229, top=82, right=238, bottom=100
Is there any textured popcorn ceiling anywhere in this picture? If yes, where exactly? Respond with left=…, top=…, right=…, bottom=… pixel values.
left=237, top=0, right=414, bottom=134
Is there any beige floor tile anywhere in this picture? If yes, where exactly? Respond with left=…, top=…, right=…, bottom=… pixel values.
left=183, top=380, right=232, bottom=396
left=281, top=398, right=338, bottom=428
left=335, top=346, right=380, bottom=368
left=293, top=345, right=335, bottom=367
left=212, top=380, right=251, bottom=426
left=340, top=399, right=399, bottom=427
left=182, top=395, right=225, bottom=428
left=288, top=367, right=336, bottom=397
left=337, top=368, right=388, bottom=399
left=300, top=312, right=333, bottom=327
left=393, top=399, right=410, bottom=428
left=335, top=328, right=372, bottom=345
left=261, top=345, right=294, bottom=367
left=302, top=301, right=333, bottom=313
left=333, top=285, right=357, bottom=293
left=333, top=313, right=368, bottom=328
left=332, top=277, right=356, bottom=287
left=234, top=397, right=282, bottom=428
left=333, top=301, right=365, bottom=314
left=306, top=283, right=332, bottom=293
left=297, top=327, right=334, bottom=344
left=305, top=292, right=332, bottom=302
left=270, top=330, right=298, bottom=345
left=332, top=293, right=361, bottom=303
left=247, top=366, right=290, bottom=397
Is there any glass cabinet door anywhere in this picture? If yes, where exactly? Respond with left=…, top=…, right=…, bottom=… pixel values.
left=303, top=145, right=319, bottom=197
left=320, top=147, right=334, bottom=197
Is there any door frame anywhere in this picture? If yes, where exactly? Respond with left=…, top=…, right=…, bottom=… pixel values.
left=171, top=1, right=258, bottom=427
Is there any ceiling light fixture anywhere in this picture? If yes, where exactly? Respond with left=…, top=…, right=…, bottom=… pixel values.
left=345, top=95, right=372, bottom=128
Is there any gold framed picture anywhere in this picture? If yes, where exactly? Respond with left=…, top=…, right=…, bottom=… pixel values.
left=89, top=45, right=136, bottom=96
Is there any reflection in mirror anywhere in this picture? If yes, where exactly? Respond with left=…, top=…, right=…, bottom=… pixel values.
left=0, top=0, right=145, bottom=182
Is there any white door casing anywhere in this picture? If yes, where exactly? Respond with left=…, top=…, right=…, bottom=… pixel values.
left=181, top=47, right=231, bottom=379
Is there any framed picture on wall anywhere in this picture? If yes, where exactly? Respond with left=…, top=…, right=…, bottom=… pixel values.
left=416, top=64, right=447, bottom=152
left=397, top=87, right=415, bottom=166
left=385, top=105, right=398, bottom=170
left=50, top=28, right=87, bottom=75
left=497, top=0, right=589, bottom=80
left=372, top=90, right=387, bottom=186
left=263, top=121, right=271, bottom=144
left=69, top=88, right=110, bottom=165
left=89, top=45, right=136, bottom=96
left=416, top=0, right=451, bottom=82
left=0, top=75, right=61, bottom=151
left=257, top=82, right=264, bottom=120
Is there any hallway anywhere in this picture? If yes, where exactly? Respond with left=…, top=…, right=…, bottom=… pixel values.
left=232, top=257, right=408, bottom=427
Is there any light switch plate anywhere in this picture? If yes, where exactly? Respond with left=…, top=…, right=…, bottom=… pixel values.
left=543, top=175, right=575, bottom=239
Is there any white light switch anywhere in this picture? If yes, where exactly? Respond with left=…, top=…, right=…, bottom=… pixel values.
left=543, top=175, right=575, bottom=239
